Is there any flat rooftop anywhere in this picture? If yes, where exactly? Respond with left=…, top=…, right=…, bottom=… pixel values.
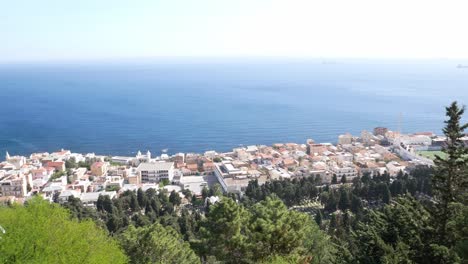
left=137, top=162, right=174, bottom=171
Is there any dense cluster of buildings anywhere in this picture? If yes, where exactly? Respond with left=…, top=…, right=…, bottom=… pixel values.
left=1, top=128, right=466, bottom=205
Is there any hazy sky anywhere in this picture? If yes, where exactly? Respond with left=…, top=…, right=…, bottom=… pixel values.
left=2, top=0, right=468, bottom=62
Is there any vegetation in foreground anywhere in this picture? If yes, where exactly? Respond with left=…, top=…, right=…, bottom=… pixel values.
left=0, top=101, right=467, bottom=263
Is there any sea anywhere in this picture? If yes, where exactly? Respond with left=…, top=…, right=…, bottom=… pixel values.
left=0, top=58, right=467, bottom=157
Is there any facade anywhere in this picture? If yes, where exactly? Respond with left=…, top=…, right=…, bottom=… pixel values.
left=329, top=165, right=358, bottom=180
left=0, top=173, right=30, bottom=197
left=137, top=162, right=174, bottom=183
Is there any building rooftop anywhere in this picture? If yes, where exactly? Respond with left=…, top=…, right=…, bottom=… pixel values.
left=137, top=162, right=174, bottom=171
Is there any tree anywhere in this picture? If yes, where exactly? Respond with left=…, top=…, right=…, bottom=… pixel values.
left=338, top=188, right=350, bottom=211
left=201, top=186, right=210, bottom=200
left=350, top=196, right=461, bottom=264
left=0, top=197, right=127, bottom=264
left=382, top=184, right=391, bottom=204
left=209, top=183, right=223, bottom=197
left=65, top=157, right=77, bottom=169
left=249, top=196, right=331, bottom=262
left=200, top=197, right=251, bottom=263
left=350, top=195, right=363, bottom=216
left=315, top=210, right=323, bottom=226
left=341, top=175, right=347, bottom=184
left=325, top=191, right=337, bottom=212
left=129, top=191, right=140, bottom=212
left=62, top=196, right=99, bottom=222
left=432, top=101, right=468, bottom=245
left=332, top=174, right=338, bottom=184
left=119, top=223, right=200, bottom=264
left=137, top=188, right=147, bottom=209
left=169, top=190, right=182, bottom=206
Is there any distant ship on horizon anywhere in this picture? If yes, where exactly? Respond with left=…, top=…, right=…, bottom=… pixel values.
left=457, top=64, right=468, bottom=69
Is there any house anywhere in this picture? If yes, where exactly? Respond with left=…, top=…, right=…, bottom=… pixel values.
left=71, top=180, right=91, bottom=193
left=72, top=167, right=88, bottom=181
left=46, top=161, right=65, bottom=172
left=42, top=176, right=67, bottom=200
left=91, top=162, right=108, bottom=176
left=202, top=161, right=215, bottom=172
left=31, top=167, right=51, bottom=188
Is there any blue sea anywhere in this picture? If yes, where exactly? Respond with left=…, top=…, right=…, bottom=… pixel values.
left=0, top=58, right=467, bottom=156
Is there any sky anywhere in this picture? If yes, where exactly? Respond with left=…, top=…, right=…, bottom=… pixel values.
left=1, top=0, right=468, bottom=62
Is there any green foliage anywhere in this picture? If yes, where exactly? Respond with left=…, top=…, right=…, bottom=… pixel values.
left=432, top=101, right=468, bottom=245
left=65, top=157, right=77, bottom=169
left=200, top=196, right=335, bottom=263
left=50, top=170, right=66, bottom=180
left=119, top=223, right=200, bottom=264
left=338, top=187, right=350, bottom=211
left=0, top=197, right=127, bottom=264
left=200, top=197, right=251, bottom=263
left=169, top=190, right=182, bottom=206
left=340, top=175, right=347, bottom=184
left=159, top=178, right=170, bottom=187
left=348, top=196, right=464, bottom=263
left=331, top=174, right=338, bottom=184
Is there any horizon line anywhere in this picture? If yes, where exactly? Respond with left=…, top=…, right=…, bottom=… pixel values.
left=1, top=55, right=468, bottom=65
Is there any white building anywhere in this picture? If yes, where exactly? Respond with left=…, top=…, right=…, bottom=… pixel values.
left=329, top=164, right=358, bottom=180
left=137, top=162, right=174, bottom=183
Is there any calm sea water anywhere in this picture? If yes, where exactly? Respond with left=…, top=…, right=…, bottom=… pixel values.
left=0, top=58, right=467, bottom=156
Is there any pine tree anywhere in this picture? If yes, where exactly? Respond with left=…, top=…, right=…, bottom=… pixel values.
left=315, top=210, right=323, bottom=226
left=169, top=190, right=181, bottom=206
left=382, top=184, right=391, bottom=204
left=119, top=223, right=200, bottom=264
left=332, top=174, right=338, bottom=184
left=338, top=188, right=350, bottom=211
left=341, top=175, right=347, bottom=184
left=350, top=195, right=363, bottom=215
left=432, top=101, right=468, bottom=244
left=137, top=188, right=147, bottom=209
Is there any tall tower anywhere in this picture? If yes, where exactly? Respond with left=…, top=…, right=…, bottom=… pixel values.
left=146, top=150, right=151, bottom=161
left=5, top=151, right=10, bottom=160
